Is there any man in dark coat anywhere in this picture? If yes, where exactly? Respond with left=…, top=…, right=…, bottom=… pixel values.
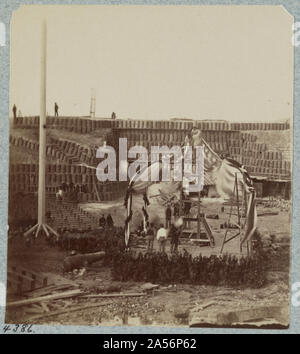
left=170, top=223, right=180, bottom=253
left=146, top=223, right=155, bottom=252
left=12, top=104, right=17, bottom=119
left=54, top=102, right=59, bottom=116
left=165, top=205, right=172, bottom=228
left=173, top=202, right=180, bottom=218
left=106, top=214, right=114, bottom=228
left=99, top=214, right=106, bottom=228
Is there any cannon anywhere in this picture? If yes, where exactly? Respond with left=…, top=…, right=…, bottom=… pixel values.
left=63, top=251, right=105, bottom=272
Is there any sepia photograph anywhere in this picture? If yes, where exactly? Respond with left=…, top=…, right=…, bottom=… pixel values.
left=5, top=5, right=293, bottom=328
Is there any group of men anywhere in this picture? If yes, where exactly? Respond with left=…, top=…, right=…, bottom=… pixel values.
left=144, top=221, right=181, bottom=254
left=55, top=183, right=91, bottom=203
left=12, top=103, right=59, bottom=118
left=59, top=182, right=89, bottom=194
left=12, top=103, right=120, bottom=120
left=165, top=203, right=181, bottom=228
left=99, top=213, right=114, bottom=229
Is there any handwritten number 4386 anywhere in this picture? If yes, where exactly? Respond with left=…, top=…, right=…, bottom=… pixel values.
left=3, top=324, right=34, bottom=333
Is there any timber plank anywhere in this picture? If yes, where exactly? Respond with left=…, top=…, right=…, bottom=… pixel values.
left=6, top=289, right=83, bottom=308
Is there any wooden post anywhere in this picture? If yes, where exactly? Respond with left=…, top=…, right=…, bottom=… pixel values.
left=220, top=176, right=237, bottom=254
left=143, top=192, right=147, bottom=232
left=93, top=175, right=101, bottom=202
left=197, top=190, right=201, bottom=238
left=125, top=193, right=132, bottom=247
left=235, top=173, right=240, bottom=226
left=179, top=188, right=183, bottom=216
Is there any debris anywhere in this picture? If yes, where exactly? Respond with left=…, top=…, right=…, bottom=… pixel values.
left=7, top=289, right=83, bottom=308
left=23, top=305, right=44, bottom=315
left=206, top=214, right=219, bottom=219
left=216, top=305, right=289, bottom=327
left=220, top=222, right=239, bottom=229
left=80, top=293, right=146, bottom=299
left=102, top=285, right=122, bottom=293
left=24, top=284, right=78, bottom=298
left=140, top=283, right=159, bottom=292
left=86, top=266, right=104, bottom=271
left=189, top=305, right=289, bottom=328
left=271, top=244, right=280, bottom=251
left=190, top=301, right=216, bottom=313
left=231, top=318, right=287, bottom=329
left=40, top=302, right=50, bottom=313
left=174, top=307, right=189, bottom=319
left=84, top=284, right=122, bottom=294
left=257, top=212, right=279, bottom=217
left=25, top=301, right=113, bottom=323
left=76, top=268, right=86, bottom=277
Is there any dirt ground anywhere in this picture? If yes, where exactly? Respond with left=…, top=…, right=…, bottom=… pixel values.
left=5, top=197, right=291, bottom=328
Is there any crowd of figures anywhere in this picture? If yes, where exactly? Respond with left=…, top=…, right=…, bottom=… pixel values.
left=52, top=226, right=125, bottom=256
left=8, top=210, right=268, bottom=289
left=111, top=250, right=267, bottom=288
left=56, top=183, right=91, bottom=202
left=8, top=217, right=124, bottom=255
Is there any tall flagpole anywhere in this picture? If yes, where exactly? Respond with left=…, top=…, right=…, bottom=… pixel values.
left=38, top=20, right=47, bottom=227
left=25, top=21, right=58, bottom=239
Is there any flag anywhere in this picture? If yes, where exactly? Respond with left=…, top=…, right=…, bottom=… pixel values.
left=142, top=193, right=150, bottom=232
left=127, top=159, right=183, bottom=196
left=124, top=193, right=133, bottom=247
left=240, top=190, right=257, bottom=246
left=191, top=127, right=257, bottom=246
left=191, top=128, right=253, bottom=199
left=124, top=161, right=161, bottom=246
left=212, top=158, right=253, bottom=199
left=124, top=158, right=181, bottom=246
left=127, top=161, right=161, bottom=194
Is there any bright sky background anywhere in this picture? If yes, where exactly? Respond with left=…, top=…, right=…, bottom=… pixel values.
left=10, top=5, right=293, bottom=122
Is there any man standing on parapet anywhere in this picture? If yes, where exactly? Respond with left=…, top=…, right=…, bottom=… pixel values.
left=54, top=102, right=59, bottom=116
left=12, top=104, right=17, bottom=119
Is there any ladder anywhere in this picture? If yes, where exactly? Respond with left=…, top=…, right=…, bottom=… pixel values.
left=180, top=190, right=215, bottom=247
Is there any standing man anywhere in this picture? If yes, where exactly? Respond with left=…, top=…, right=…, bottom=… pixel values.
left=99, top=214, right=106, bottom=229
left=12, top=104, right=17, bottom=119
left=156, top=224, right=167, bottom=253
left=183, top=197, right=192, bottom=216
left=56, top=187, right=63, bottom=202
left=165, top=204, right=172, bottom=228
left=146, top=223, right=155, bottom=252
left=54, top=102, right=59, bottom=116
left=173, top=202, right=180, bottom=219
left=170, top=223, right=181, bottom=253
left=106, top=213, right=114, bottom=228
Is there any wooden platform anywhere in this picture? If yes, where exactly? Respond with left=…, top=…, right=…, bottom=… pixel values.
left=7, top=265, right=54, bottom=295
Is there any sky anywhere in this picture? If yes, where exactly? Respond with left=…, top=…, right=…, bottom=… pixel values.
left=10, top=5, right=293, bottom=122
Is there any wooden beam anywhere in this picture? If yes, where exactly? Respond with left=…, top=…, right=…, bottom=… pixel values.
left=80, top=293, right=146, bottom=299
left=6, top=289, right=82, bottom=308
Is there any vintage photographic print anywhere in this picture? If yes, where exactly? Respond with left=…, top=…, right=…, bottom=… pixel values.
left=5, top=5, right=292, bottom=328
